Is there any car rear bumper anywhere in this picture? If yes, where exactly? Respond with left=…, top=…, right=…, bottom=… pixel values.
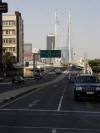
left=74, top=91, right=100, bottom=98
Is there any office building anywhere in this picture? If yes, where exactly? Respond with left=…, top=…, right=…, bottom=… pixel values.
left=61, top=47, right=74, bottom=63
left=47, top=34, right=55, bottom=50
left=2, top=11, right=24, bottom=66
left=24, top=43, right=32, bottom=53
left=46, top=34, right=55, bottom=64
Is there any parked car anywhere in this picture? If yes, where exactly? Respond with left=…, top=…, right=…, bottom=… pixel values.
left=55, top=68, right=62, bottom=74
left=34, top=69, right=43, bottom=79
left=0, top=77, right=4, bottom=82
left=12, top=75, right=24, bottom=84
left=74, top=74, right=100, bottom=100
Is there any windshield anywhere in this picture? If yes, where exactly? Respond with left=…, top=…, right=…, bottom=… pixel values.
left=77, top=76, right=100, bottom=83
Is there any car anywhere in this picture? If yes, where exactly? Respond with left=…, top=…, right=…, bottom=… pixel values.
left=55, top=68, right=62, bottom=74
left=34, top=69, right=43, bottom=79
left=74, top=74, right=100, bottom=100
left=0, top=77, right=4, bottom=82
left=12, top=75, right=24, bottom=84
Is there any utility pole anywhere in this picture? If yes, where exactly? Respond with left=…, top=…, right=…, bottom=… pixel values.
left=33, top=53, right=39, bottom=77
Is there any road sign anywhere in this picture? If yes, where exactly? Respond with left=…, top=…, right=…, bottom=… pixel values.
left=40, top=50, right=61, bottom=58
left=0, top=3, right=8, bottom=13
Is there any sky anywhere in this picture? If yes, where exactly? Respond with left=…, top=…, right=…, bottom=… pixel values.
left=3, top=0, right=100, bottom=59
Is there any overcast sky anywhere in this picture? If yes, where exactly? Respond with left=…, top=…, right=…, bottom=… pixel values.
left=3, top=0, right=100, bottom=59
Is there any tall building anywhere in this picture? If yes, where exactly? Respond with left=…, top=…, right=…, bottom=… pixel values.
left=2, top=11, right=24, bottom=66
left=47, top=34, right=55, bottom=50
left=61, top=47, right=74, bottom=63
left=61, top=47, right=69, bottom=63
left=24, top=43, right=32, bottom=53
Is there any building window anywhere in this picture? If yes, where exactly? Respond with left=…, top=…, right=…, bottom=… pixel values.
left=3, top=38, right=16, bottom=44
left=5, top=47, right=16, bottom=52
left=3, top=29, right=16, bottom=35
left=3, top=21, right=16, bottom=26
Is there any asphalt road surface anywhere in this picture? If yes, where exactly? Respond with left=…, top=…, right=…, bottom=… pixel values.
left=0, top=70, right=59, bottom=94
left=0, top=69, right=100, bottom=133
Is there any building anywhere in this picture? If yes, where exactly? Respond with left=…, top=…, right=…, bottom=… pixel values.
left=46, top=34, right=55, bottom=64
left=24, top=43, right=32, bottom=53
left=60, top=47, right=74, bottom=63
left=47, top=34, right=55, bottom=50
left=61, top=47, right=69, bottom=63
left=2, top=11, right=24, bottom=66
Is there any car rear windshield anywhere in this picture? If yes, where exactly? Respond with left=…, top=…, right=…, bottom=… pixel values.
left=77, top=76, right=100, bottom=83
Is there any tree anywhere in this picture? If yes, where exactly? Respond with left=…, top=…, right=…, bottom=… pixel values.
left=88, top=59, right=100, bottom=73
left=2, top=52, right=16, bottom=70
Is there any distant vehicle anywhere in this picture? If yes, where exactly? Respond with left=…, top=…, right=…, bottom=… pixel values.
left=76, top=66, right=83, bottom=70
left=74, top=74, right=100, bottom=100
left=34, top=69, right=43, bottom=79
left=68, top=73, right=76, bottom=83
left=12, top=75, right=24, bottom=84
left=55, top=68, right=62, bottom=74
left=0, top=77, right=4, bottom=82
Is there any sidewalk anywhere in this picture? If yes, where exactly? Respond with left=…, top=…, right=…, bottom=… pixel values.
left=0, top=77, right=35, bottom=85
left=0, top=71, right=68, bottom=106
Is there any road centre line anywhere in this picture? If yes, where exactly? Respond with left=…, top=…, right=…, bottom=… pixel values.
left=1, top=109, right=100, bottom=114
left=0, top=126, right=100, bottom=131
left=57, top=87, right=66, bottom=111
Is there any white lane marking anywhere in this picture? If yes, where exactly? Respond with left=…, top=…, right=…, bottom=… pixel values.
left=52, top=129, right=56, bottom=133
left=0, top=126, right=100, bottom=131
left=57, top=87, right=66, bottom=111
left=28, top=100, right=39, bottom=108
left=1, top=109, right=100, bottom=114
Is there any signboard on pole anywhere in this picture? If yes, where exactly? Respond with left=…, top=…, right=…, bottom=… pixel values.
left=0, top=3, right=8, bottom=13
left=40, top=50, right=61, bottom=58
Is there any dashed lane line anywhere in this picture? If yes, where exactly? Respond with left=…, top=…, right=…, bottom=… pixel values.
left=52, top=129, right=56, bottom=133
left=28, top=100, right=39, bottom=108
left=57, top=87, right=66, bottom=111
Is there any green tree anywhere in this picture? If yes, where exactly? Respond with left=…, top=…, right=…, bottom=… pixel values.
left=2, top=51, right=16, bottom=71
left=88, top=59, right=100, bottom=73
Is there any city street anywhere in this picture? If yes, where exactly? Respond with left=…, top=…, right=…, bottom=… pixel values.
left=0, top=69, right=59, bottom=94
left=0, top=0, right=100, bottom=132
left=0, top=70, right=100, bottom=133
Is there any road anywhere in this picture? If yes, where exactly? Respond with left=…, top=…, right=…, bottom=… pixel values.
left=0, top=68, right=61, bottom=94
left=0, top=68, right=100, bottom=133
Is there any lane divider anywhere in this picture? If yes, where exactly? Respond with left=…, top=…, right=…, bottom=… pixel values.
left=57, top=87, right=66, bottom=111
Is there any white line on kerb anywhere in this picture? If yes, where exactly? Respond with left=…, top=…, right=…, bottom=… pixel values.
left=57, top=87, right=66, bottom=111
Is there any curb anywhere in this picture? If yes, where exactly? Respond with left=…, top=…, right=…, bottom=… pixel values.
left=0, top=87, right=37, bottom=107
left=0, top=71, right=67, bottom=107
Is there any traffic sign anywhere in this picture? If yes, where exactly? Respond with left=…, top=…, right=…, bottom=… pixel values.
left=40, top=50, right=61, bottom=58
left=0, top=3, right=8, bottom=13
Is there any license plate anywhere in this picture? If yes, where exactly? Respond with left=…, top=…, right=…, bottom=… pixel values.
left=86, top=92, right=94, bottom=94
